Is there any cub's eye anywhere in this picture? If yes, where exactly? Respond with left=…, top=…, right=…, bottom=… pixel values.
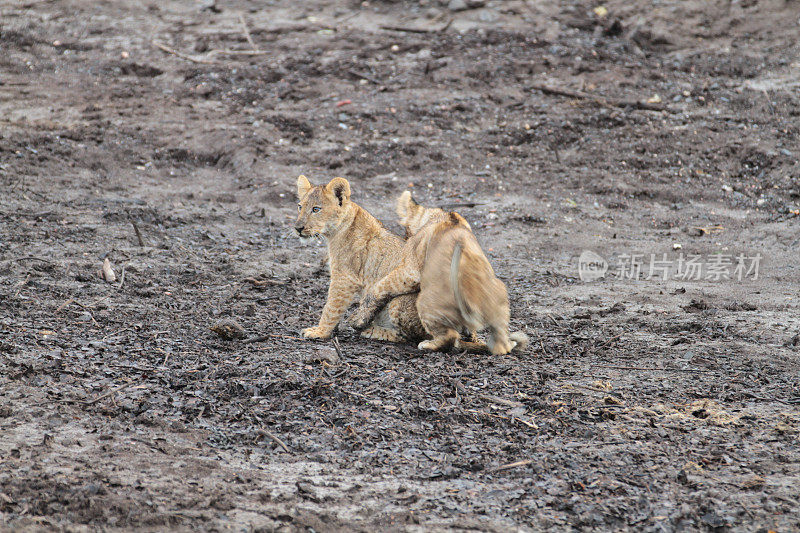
left=312, top=206, right=321, bottom=213
left=297, top=204, right=301, bottom=211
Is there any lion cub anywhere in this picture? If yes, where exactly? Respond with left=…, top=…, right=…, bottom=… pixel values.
left=350, top=192, right=528, bottom=355
left=295, top=175, right=426, bottom=342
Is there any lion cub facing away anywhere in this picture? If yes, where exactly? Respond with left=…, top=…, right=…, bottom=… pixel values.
left=295, top=175, right=426, bottom=342
left=350, top=192, right=528, bottom=355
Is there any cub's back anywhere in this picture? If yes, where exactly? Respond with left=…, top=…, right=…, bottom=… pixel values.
left=361, top=223, right=408, bottom=287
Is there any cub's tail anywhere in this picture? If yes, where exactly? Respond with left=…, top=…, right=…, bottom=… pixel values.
left=450, top=240, right=481, bottom=331
left=509, top=331, right=529, bottom=352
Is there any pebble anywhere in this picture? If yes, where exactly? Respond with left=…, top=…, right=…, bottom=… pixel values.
left=425, top=7, right=442, bottom=19
left=478, top=9, right=498, bottom=22
left=303, top=346, right=340, bottom=365
left=209, top=319, right=247, bottom=340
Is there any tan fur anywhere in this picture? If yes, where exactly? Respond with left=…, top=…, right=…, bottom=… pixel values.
left=294, top=175, right=426, bottom=342
left=350, top=191, right=528, bottom=355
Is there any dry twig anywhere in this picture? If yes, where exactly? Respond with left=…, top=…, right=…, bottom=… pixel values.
left=132, top=221, right=145, bottom=247
left=153, top=41, right=216, bottom=64
left=439, top=202, right=486, bottom=209
left=259, top=428, right=291, bottom=453
left=84, top=381, right=136, bottom=406
left=380, top=18, right=453, bottom=33
left=13, top=274, right=30, bottom=298
left=531, top=84, right=670, bottom=112
left=478, top=394, right=524, bottom=408
left=243, top=333, right=305, bottom=343
left=332, top=336, right=344, bottom=361
left=238, top=12, right=258, bottom=51
left=3, top=256, right=54, bottom=264
left=491, top=459, right=533, bottom=472
left=347, top=69, right=382, bottom=85
left=208, top=49, right=269, bottom=56
left=590, top=364, right=715, bottom=374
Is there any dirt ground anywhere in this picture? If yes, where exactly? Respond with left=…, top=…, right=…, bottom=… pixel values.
left=2, top=0, right=800, bottom=531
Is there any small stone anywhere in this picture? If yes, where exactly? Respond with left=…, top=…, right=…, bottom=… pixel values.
left=478, top=8, right=498, bottom=22
left=448, top=0, right=468, bottom=11
left=425, top=7, right=442, bottom=19
left=195, top=83, right=212, bottom=97
left=296, top=481, right=317, bottom=497
left=303, top=346, right=340, bottom=365
left=700, top=513, right=729, bottom=528
left=209, top=319, right=247, bottom=340
left=101, top=258, right=116, bottom=283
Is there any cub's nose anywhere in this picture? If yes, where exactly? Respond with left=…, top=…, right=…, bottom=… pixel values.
left=295, top=225, right=305, bottom=235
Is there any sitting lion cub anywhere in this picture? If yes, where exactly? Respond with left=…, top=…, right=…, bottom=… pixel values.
left=350, top=192, right=528, bottom=355
left=295, top=175, right=426, bottom=342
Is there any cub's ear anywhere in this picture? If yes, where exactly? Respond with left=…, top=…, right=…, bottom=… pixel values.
left=297, top=175, right=312, bottom=199
left=396, top=190, right=417, bottom=220
left=326, top=177, right=351, bottom=206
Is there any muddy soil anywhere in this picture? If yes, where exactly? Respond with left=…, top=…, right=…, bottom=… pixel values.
left=2, top=0, right=799, bottom=531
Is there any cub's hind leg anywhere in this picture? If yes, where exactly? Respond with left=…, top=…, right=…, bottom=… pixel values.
left=454, top=337, right=491, bottom=353
left=455, top=329, right=528, bottom=354
left=361, top=325, right=404, bottom=343
left=418, top=329, right=459, bottom=352
left=349, top=264, right=420, bottom=331
left=486, top=302, right=514, bottom=355
left=482, top=280, right=515, bottom=355
left=385, top=294, right=427, bottom=342
left=359, top=297, right=421, bottom=344
left=487, top=327, right=514, bottom=355
left=417, top=322, right=459, bottom=352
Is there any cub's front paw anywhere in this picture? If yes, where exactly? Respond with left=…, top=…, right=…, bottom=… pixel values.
left=348, top=295, right=376, bottom=331
left=301, top=326, right=331, bottom=339
left=417, top=340, right=437, bottom=351
left=348, top=307, right=372, bottom=331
